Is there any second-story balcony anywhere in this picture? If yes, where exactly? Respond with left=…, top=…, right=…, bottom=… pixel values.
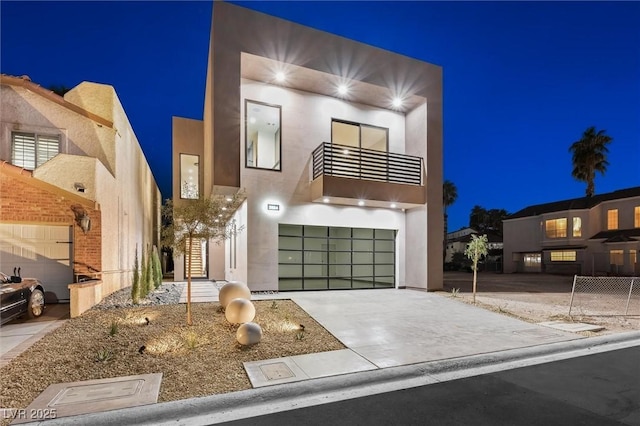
left=310, top=142, right=426, bottom=208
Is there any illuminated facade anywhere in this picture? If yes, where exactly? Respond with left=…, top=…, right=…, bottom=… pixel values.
left=172, top=2, right=443, bottom=291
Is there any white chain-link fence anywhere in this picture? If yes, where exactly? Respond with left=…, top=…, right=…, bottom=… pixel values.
left=569, top=275, right=640, bottom=316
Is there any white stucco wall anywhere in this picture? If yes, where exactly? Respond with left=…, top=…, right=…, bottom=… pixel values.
left=238, top=80, right=410, bottom=291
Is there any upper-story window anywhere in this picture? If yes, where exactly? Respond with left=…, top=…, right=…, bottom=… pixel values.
left=331, top=119, right=388, bottom=152
left=11, top=132, right=59, bottom=170
left=572, top=217, right=582, bottom=237
left=607, top=209, right=618, bottom=230
left=180, top=154, right=199, bottom=199
left=545, top=218, right=567, bottom=238
left=245, top=100, right=281, bottom=171
left=635, top=206, right=640, bottom=228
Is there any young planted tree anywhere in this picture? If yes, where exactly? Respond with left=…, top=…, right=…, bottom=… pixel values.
left=569, top=126, right=613, bottom=197
left=464, top=234, right=488, bottom=304
left=131, top=246, right=140, bottom=304
left=145, top=245, right=154, bottom=295
left=140, top=246, right=149, bottom=299
left=152, top=245, right=163, bottom=289
left=161, top=191, right=245, bottom=325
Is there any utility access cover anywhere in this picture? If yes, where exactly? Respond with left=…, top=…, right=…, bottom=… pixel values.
left=260, top=362, right=295, bottom=380
left=13, top=373, right=162, bottom=423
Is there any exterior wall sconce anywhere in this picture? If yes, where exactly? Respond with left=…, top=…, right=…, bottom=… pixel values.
left=79, top=214, right=91, bottom=233
left=71, top=204, right=91, bottom=233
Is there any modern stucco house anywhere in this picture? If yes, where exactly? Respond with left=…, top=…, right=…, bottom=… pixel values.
left=172, top=2, right=443, bottom=292
left=0, top=75, right=161, bottom=315
left=503, top=187, right=640, bottom=276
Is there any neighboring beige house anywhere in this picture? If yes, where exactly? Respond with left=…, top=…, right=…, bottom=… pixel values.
left=503, top=186, right=640, bottom=275
left=0, top=75, right=161, bottom=315
left=172, top=2, right=444, bottom=291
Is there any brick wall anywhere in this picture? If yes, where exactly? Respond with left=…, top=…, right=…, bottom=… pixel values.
left=0, top=166, right=102, bottom=277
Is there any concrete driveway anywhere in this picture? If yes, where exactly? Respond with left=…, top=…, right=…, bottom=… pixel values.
left=0, top=303, right=69, bottom=367
left=286, top=289, right=582, bottom=368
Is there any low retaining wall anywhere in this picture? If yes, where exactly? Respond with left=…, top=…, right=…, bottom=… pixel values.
left=68, top=280, right=103, bottom=318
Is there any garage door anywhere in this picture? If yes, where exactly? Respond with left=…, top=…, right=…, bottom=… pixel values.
left=278, top=224, right=395, bottom=291
left=0, top=224, right=73, bottom=302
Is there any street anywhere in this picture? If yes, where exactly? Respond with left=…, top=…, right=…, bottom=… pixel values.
left=222, top=346, right=639, bottom=426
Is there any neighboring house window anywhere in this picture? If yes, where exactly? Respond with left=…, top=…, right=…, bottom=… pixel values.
left=631, top=250, right=637, bottom=266
left=607, top=209, right=618, bottom=230
left=635, top=206, right=640, bottom=228
left=180, top=154, right=199, bottom=199
left=550, top=251, right=576, bottom=261
left=545, top=218, right=567, bottom=238
left=572, top=217, right=582, bottom=237
left=11, top=132, right=59, bottom=170
left=331, top=119, right=388, bottom=152
left=245, top=100, right=281, bottom=171
left=609, top=249, right=624, bottom=266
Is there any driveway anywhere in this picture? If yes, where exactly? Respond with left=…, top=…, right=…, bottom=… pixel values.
left=0, top=303, right=69, bottom=367
left=287, top=289, right=581, bottom=368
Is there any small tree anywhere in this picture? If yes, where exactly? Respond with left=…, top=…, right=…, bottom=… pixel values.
left=464, top=234, right=488, bottom=304
left=152, top=245, right=163, bottom=289
left=161, top=191, right=245, bottom=325
left=140, top=246, right=149, bottom=299
left=145, top=245, right=154, bottom=295
left=131, top=246, right=140, bottom=304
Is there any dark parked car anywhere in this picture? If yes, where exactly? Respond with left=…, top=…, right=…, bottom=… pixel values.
left=0, top=271, right=45, bottom=325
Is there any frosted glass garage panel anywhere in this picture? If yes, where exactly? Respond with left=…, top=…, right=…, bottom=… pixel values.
left=278, top=224, right=395, bottom=291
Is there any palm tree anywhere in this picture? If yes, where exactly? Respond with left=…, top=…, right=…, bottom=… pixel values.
left=443, top=180, right=458, bottom=258
left=569, top=126, right=613, bottom=197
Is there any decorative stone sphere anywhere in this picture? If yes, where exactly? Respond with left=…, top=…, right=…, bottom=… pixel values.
left=237, top=322, right=263, bottom=346
left=225, top=298, right=256, bottom=324
left=219, top=281, right=251, bottom=308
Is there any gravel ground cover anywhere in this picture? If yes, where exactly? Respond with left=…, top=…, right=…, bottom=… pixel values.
left=441, top=272, right=640, bottom=335
left=0, top=286, right=344, bottom=425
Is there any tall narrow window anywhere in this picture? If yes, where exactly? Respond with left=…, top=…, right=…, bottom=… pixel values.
left=572, top=217, right=582, bottom=237
left=180, top=154, right=199, bottom=199
left=545, top=218, right=567, bottom=238
left=245, top=100, right=281, bottom=171
left=11, top=132, right=59, bottom=170
left=635, top=206, right=640, bottom=228
left=607, top=209, right=618, bottom=230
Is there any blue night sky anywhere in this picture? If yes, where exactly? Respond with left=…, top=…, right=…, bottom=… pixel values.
left=1, top=1, right=639, bottom=232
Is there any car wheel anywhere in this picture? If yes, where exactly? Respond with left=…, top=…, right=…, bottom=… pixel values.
left=27, top=289, right=45, bottom=319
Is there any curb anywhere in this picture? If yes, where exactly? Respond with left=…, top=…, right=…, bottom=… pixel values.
left=30, top=331, right=640, bottom=426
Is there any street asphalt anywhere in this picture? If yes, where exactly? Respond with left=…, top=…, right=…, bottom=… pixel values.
left=222, top=346, right=639, bottom=426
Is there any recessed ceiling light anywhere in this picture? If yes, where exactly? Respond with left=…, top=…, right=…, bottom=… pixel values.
left=338, top=85, right=348, bottom=95
left=275, top=71, right=286, bottom=82
left=323, top=198, right=330, bottom=203
left=392, top=97, right=402, bottom=108
left=358, top=200, right=365, bottom=206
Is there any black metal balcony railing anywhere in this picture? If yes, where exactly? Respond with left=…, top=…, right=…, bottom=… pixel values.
left=312, top=142, right=423, bottom=185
